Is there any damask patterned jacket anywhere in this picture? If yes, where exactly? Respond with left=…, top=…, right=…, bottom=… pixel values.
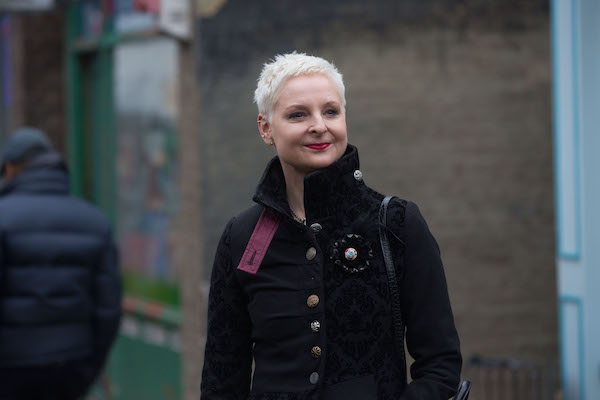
left=201, top=144, right=461, bottom=400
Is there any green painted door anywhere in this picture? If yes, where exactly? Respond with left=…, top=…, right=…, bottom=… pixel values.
left=66, top=3, right=182, bottom=399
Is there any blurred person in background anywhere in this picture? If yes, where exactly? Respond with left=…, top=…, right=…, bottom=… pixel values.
left=201, top=53, right=461, bottom=400
left=0, top=127, right=122, bottom=400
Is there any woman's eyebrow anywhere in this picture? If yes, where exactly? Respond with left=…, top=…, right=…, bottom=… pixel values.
left=282, top=104, right=309, bottom=112
left=283, top=101, right=340, bottom=111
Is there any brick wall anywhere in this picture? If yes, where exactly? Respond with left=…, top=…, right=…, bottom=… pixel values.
left=197, top=0, right=556, bottom=368
left=19, top=12, right=67, bottom=153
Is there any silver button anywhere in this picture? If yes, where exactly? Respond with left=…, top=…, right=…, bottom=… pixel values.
left=306, top=247, right=317, bottom=261
left=353, top=170, right=363, bottom=181
left=310, top=223, right=322, bottom=233
left=311, top=320, right=321, bottom=332
left=310, top=372, right=319, bottom=384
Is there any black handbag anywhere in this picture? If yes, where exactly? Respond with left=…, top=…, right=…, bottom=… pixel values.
left=379, top=196, right=471, bottom=400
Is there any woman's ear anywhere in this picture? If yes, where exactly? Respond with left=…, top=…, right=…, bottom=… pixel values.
left=257, top=114, right=273, bottom=146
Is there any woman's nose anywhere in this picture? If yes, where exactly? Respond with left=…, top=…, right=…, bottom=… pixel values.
left=309, top=115, right=327, bottom=134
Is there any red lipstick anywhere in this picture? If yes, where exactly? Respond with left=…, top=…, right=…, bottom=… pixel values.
left=306, top=143, right=331, bottom=150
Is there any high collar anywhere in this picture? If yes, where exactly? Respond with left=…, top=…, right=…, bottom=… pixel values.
left=253, top=144, right=362, bottom=223
left=0, top=152, right=70, bottom=196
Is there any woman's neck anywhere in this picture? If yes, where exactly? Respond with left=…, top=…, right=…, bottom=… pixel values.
left=281, top=164, right=306, bottom=220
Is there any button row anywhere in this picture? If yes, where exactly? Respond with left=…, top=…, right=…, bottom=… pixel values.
left=305, top=226, right=323, bottom=387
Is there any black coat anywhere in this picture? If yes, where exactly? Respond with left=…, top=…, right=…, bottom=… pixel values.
left=201, top=145, right=461, bottom=400
left=0, top=153, right=121, bottom=377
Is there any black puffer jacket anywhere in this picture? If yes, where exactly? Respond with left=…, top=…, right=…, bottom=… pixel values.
left=0, top=153, right=121, bottom=373
left=201, top=145, right=461, bottom=400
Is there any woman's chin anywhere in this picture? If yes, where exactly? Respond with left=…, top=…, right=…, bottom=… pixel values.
left=281, top=146, right=346, bottom=176
left=298, top=157, right=339, bottom=175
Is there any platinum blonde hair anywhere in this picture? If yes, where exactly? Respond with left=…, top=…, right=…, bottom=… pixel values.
left=254, top=52, right=346, bottom=122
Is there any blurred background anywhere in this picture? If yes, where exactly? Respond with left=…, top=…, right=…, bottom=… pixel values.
left=0, top=0, right=598, bottom=399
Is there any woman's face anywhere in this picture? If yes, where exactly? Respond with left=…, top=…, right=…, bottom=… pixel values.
left=258, top=74, right=348, bottom=177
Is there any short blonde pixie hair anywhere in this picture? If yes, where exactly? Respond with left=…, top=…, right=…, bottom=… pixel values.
left=254, top=52, right=346, bottom=122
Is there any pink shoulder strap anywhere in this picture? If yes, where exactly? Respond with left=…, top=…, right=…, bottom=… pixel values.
left=237, top=208, right=281, bottom=274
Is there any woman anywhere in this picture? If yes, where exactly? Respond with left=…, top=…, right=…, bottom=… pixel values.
left=201, top=53, right=461, bottom=400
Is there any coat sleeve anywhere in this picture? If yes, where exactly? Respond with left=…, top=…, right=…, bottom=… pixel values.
left=201, top=218, right=253, bottom=400
left=92, top=228, right=122, bottom=375
left=392, top=201, right=462, bottom=400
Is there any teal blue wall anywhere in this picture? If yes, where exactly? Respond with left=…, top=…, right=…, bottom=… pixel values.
left=578, top=1, right=600, bottom=398
left=553, top=1, right=600, bottom=399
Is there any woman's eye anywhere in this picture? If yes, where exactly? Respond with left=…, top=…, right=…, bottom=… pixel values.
left=325, top=108, right=339, bottom=116
left=288, top=112, right=305, bottom=119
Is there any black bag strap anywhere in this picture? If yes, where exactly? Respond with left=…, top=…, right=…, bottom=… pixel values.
left=379, top=195, right=406, bottom=374
left=455, top=379, right=472, bottom=400
left=380, top=196, right=471, bottom=399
